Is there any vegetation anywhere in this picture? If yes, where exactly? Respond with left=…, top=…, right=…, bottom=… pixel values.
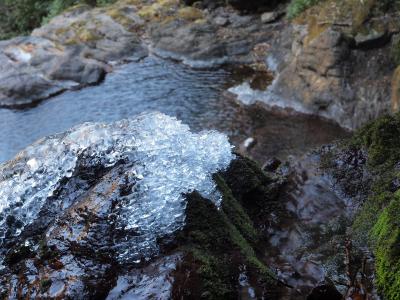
left=324, top=113, right=400, bottom=299
left=350, top=114, right=400, bottom=299
left=0, top=0, right=116, bottom=40
left=172, top=156, right=283, bottom=299
left=287, top=0, right=321, bottom=19
left=392, top=36, right=400, bottom=66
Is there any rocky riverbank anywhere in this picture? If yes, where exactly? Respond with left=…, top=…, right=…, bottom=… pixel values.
left=1, top=0, right=400, bottom=299
left=0, top=0, right=281, bottom=108
left=1, top=0, right=400, bottom=130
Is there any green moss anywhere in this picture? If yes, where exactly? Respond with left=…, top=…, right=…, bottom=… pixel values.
left=350, top=114, right=400, bottom=167
left=287, top=0, right=322, bottom=19
left=174, top=157, right=279, bottom=299
left=392, top=35, right=400, bottom=66
left=370, top=191, right=400, bottom=300
left=40, top=279, right=52, bottom=293
left=215, top=175, right=259, bottom=244
left=329, top=112, right=400, bottom=299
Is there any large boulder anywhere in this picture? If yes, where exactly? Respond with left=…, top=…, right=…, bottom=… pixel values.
left=260, top=0, right=400, bottom=129
left=0, top=3, right=147, bottom=108
left=0, top=112, right=286, bottom=299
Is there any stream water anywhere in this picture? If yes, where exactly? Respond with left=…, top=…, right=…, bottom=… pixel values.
left=0, top=56, right=348, bottom=164
left=0, top=55, right=357, bottom=297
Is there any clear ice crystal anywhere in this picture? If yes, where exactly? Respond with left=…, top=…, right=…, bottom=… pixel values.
left=0, top=112, right=234, bottom=262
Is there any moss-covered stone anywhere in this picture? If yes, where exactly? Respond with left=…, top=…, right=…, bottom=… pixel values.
left=351, top=114, right=400, bottom=167
left=322, top=112, right=400, bottom=299
left=172, top=156, right=283, bottom=299
left=294, top=0, right=397, bottom=37
left=371, top=190, right=400, bottom=300
left=177, top=7, right=203, bottom=21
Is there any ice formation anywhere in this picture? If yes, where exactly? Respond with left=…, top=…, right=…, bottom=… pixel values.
left=0, top=112, right=234, bottom=262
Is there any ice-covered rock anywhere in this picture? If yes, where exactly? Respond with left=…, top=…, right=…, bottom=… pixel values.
left=0, top=112, right=234, bottom=264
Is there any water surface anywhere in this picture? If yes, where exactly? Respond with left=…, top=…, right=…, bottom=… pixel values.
left=0, top=56, right=348, bottom=163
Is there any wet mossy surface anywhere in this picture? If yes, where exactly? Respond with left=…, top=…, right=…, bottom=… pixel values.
left=172, top=156, right=285, bottom=299
left=322, top=112, right=400, bottom=299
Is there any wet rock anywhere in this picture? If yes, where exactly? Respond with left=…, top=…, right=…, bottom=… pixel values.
left=0, top=114, right=287, bottom=299
left=261, top=11, right=279, bottom=23
left=262, top=157, right=281, bottom=172
left=267, top=20, right=395, bottom=129
left=0, top=3, right=147, bottom=108
left=318, top=113, right=400, bottom=299
left=354, top=30, right=390, bottom=49
left=47, top=55, right=106, bottom=84
left=149, top=5, right=278, bottom=67
left=320, top=145, right=371, bottom=202
left=149, top=21, right=228, bottom=64
left=214, top=16, right=229, bottom=26
left=276, top=28, right=352, bottom=111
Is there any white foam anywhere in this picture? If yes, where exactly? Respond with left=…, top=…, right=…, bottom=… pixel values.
left=228, top=80, right=311, bottom=114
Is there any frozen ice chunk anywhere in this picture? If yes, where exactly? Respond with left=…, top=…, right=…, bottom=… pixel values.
left=0, top=112, right=234, bottom=263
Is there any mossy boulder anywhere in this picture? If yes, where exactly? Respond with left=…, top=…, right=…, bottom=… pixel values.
left=371, top=191, right=400, bottom=300
left=321, top=112, right=400, bottom=299
left=0, top=147, right=286, bottom=299
left=172, top=156, right=285, bottom=299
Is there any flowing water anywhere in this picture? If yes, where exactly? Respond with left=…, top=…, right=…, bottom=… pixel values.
left=0, top=55, right=357, bottom=297
left=0, top=56, right=348, bottom=164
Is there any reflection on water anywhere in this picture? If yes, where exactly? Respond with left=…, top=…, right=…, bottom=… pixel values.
left=0, top=56, right=348, bottom=163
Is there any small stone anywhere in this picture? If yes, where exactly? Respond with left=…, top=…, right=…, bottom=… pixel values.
left=201, top=291, right=211, bottom=298
left=243, top=137, right=257, bottom=149
left=261, top=11, right=278, bottom=24
left=262, top=158, right=281, bottom=172
left=354, top=30, right=389, bottom=49
left=214, top=16, right=229, bottom=26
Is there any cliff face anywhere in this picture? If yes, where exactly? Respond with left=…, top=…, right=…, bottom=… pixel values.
left=258, top=0, right=400, bottom=129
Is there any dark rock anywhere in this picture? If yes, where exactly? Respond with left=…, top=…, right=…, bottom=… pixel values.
left=353, top=30, right=391, bottom=49
left=0, top=127, right=285, bottom=299
left=307, top=281, right=342, bottom=300
left=262, top=157, right=281, bottom=172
